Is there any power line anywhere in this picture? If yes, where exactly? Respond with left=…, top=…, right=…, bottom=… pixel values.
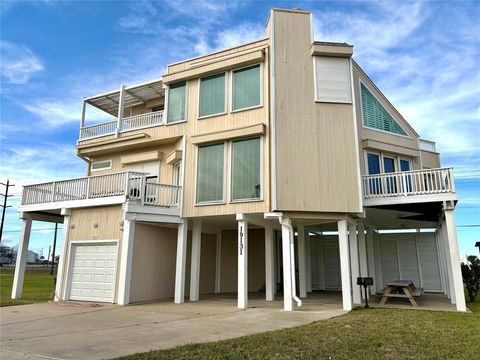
left=2, top=227, right=63, bottom=234
left=0, top=180, right=15, bottom=244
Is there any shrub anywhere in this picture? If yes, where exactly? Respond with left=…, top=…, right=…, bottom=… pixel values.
left=461, top=255, right=480, bottom=302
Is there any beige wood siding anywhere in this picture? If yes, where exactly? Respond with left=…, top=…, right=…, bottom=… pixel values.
left=271, top=10, right=361, bottom=213
left=219, top=228, right=266, bottom=293
left=420, top=150, right=441, bottom=169
left=129, top=224, right=178, bottom=303
left=61, top=205, right=123, bottom=302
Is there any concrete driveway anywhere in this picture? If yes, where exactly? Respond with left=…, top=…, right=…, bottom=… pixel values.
left=1, top=294, right=346, bottom=360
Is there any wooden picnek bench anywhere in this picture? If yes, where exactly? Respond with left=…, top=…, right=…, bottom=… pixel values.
left=379, top=280, right=424, bottom=307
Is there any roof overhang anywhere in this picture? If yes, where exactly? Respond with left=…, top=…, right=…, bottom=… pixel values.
left=84, top=79, right=165, bottom=116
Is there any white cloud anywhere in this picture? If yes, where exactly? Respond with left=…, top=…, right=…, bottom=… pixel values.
left=0, top=41, right=43, bottom=84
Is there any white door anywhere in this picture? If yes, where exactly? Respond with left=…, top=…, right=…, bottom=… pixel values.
left=68, top=243, right=118, bottom=302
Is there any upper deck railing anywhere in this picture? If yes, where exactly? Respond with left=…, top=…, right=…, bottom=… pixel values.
left=21, top=171, right=181, bottom=208
left=362, top=167, right=455, bottom=200
left=79, top=110, right=164, bottom=140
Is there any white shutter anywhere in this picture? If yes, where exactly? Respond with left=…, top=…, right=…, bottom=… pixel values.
left=380, top=235, right=399, bottom=285
left=310, top=236, right=322, bottom=290
left=323, top=237, right=341, bottom=290
left=396, top=236, right=421, bottom=288
left=417, top=234, right=442, bottom=291
left=126, top=161, right=160, bottom=177
left=315, top=56, right=352, bottom=103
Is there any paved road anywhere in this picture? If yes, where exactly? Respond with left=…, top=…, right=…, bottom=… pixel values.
left=0, top=296, right=346, bottom=359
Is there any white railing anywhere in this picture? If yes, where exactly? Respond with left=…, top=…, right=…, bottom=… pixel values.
left=121, top=110, right=164, bottom=131
left=22, top=172, right=144, bottom=205
left=21, top=171, right=181, bottom=209
left=419, top=139, right=437, bottom=152
left=362, top=167, right=455, bottom=199
left=79, top=121, right=117, bottom=140
left=128, top=180, right=181, bottom=208
left=79, top=110, right=164, bottom=140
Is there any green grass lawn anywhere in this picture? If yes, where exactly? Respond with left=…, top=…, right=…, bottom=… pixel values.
left=116, top=299, right=480, bottom=360
left=0, top=267, right=56, bottom=306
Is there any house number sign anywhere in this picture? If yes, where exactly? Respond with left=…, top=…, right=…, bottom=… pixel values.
left=239, top=226, right=244, bottom=255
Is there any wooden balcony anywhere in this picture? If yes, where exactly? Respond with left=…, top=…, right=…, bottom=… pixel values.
left=79, top=110, right=164, bottom=140
left=20, top=171, right=181, bottom=213
left=362, top=167, right=457, bottom=206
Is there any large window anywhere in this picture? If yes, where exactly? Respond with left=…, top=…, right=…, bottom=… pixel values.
left=232, top=65, right=260, bottom=111
left=361, top=83, right=408, bottom=136
left=167, top=81, right=186, bottom=124
left=196, top=143, right=225, bottom=203
left=315, top=56, right=352, bottom=103
left=199, top=73, right=225, bottom=117
left=231, top=137, right=261, bottom=201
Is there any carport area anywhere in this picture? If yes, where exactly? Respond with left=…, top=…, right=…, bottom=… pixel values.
left=0, top=294, right=345, bottom=360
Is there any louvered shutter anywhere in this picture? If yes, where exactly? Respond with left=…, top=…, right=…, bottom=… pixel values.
left=396, top=237, right=421, bottom=288
left=361, top=83, right=408, bottom=136
left=323, top=237, right=341, bottom=290
left=380, top=236, right=399, bottom=285
left=417, top=234, right=442, bottom=291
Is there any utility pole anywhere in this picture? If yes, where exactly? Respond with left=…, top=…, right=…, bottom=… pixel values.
left=0, top=180, right=14, bottom=244
left=50, top=223, right=58, bottom=275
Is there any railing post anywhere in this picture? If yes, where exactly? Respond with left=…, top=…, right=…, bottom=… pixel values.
left=51, top=182, right=56, bottom=202
left=402, top=172, right=407, bottom=196
left=140, top=175, right=146, bottom=206
left=450, top=168, right=455, bottom=193
left=86, top=177, right=91, bottom=199
left=116, top=85, right=125, bottom=137
left=124, top=172, right=130, bottom=199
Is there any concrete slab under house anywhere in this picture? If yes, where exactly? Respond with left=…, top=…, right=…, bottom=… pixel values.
left=10, top=8, right=466, bottom=318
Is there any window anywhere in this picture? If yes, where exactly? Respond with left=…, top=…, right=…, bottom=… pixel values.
left=360, top=83, right=408, bottom=136
left=199, top=73, right=226, bottom=117
left=167, top=81, right=186, bottom=123
left=172, top=162, right=181, bottom=186
left=196, top=143, right=225, bottom=203
left=232, top=65, right=261, bottom=111
left=231, top=138, right=261, bottom=201
left=315, top=56, right=352, bottom=103
left=399, top=159, right=411, bottom=172
left=367, top=153, right=380, bottom=175
left=91, top=160, right=112, bottom=172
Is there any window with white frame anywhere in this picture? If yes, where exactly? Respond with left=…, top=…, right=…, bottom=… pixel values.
left=196, top=143, right=225, bottom=203
left=167, top=81, right=186, bottom=123
left=91, top=160, right=112, bottom=172
left=315, top=56, right=352, bottom=103
left=232, top=65, right=261, bottom=111
left=231, top=137, right=261, bottom=201
left=199, top=73, right=226, bottom=118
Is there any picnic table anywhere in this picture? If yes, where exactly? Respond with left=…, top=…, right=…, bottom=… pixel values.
left=380, top=280, right=424, bottom=307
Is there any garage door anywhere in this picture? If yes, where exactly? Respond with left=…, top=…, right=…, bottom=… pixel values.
left=68, top=243, right=118, bottom=302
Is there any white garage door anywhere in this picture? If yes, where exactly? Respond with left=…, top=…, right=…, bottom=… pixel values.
left=68, top=243, right=118, bottom=302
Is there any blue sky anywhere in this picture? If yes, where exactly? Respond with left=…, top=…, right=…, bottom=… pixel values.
left=0, top=0, right=479, bottom=259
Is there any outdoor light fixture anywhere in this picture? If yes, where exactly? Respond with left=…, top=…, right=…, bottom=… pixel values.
left=357, top=277, right=374, bottom=308
left=475, top=241, right=480, bottom=254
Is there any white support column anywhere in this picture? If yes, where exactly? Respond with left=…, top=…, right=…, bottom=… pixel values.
left=190, top=219, right=202, bottom=302
left=435, top=228, right=447, bottom=295
left=80, top=100, right=86, bottom=128
left=357, top=221, right=369, bottom=299
left=305, top=231, right=312, bottom=293
left=116, top=84, right=125, bottom=136
left=297, top=224, right=307, bottom=298
left=281, top=218, right=293, bottom=311
left=265, top=223, right=275, bottom=301
left=441, top=220, right=453, bottom=300
left=338, top=219, right=353, bottom=311
left=215, top=230, right=222, bottom=294
left=365, top=227, right=376, bottom=295
left=174, top=220, right=188, bottom=304
left=349, top=222, right=361, bottom=304
left=11, top=218, right=32, bottom=299
left=54, top=209, right=70, bottom=301
left=444, top=208, right=467, bottom=312
left=117, top=219, right=135, bottom=305
left=237, top=214, right=248, bottom=309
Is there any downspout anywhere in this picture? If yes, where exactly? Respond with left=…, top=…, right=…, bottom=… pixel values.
left=280, top=217, right=302, bottom=307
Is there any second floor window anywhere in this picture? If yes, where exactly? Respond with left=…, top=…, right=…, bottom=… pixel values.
left=167, top=81, right=186, bottom=124
left=232, top=65, right=260, bottom=111
left=196, top=143, right=224, bottom=203
left=231, top=137, right=261, bottom=201
left=199, top=73, right=226, bottom=117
